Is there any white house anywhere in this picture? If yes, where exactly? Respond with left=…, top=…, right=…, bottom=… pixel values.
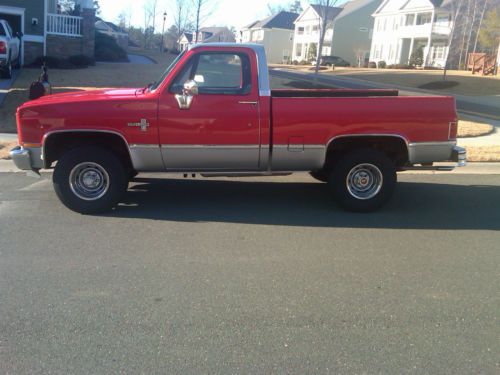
left=369, top=0, right=453, bottom=68
left=178, top=27, right=235, bottom=51
left=292, top=1, right=380, bottom=66
left=292, top=5, right=342, bottom=62
left=239, top=11, right=298, bottom=64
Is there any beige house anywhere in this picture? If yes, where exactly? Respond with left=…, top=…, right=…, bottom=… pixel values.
left=239, top=11, right=298, bottom=64
left=330, top=0, right=381, bottom=66
left=292, top=0, right=380, bottom=66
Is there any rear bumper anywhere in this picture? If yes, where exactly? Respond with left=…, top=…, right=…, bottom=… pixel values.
left=9, top=146, right=44, bottom=171
left=408, top=141, right=467, bottom=167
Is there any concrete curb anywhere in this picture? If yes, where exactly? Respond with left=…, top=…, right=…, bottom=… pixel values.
left=1, top=159, right=499, bottom=175
left=0, top=133, right=18, bottom=142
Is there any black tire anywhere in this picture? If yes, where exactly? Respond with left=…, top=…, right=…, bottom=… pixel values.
left=328, top=148, right=396, bottom=212
left=309, top=170, right=329, bottom=182
left=1, top=60, right=12, bottom=79
left=53, top=146, right=128, bottom=214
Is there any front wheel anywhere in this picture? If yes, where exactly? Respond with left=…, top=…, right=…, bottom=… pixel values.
left=53, top=147, right=128, bottom=214
left=328, top=149, right=396, bottom=212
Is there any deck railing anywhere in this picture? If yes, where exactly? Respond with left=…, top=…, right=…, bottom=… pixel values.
left=46, top=13, right=83, bottom=37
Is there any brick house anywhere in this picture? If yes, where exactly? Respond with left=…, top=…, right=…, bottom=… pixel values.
left=0, top=0, right=95, bottom=66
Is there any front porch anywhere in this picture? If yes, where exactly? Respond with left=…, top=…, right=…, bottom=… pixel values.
left=398, top=37, right=449, bottom=68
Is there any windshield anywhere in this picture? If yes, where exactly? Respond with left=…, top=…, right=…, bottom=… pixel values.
left=149, top=50, right=186, bottom=91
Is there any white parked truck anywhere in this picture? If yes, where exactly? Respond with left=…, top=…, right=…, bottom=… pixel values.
left=0, top=19, right=20, bottom=79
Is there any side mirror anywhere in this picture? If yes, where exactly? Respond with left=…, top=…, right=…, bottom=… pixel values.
left=176, top=80, right=198, bottom=110
left=183, top=80, right=198, bottom=96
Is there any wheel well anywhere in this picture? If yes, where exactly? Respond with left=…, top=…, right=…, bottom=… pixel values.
left=44, top=132, right=133, bottom=170
left=325, top=136, right=409, bottom=169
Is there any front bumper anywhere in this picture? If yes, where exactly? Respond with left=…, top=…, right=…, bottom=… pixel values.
left=9, top=146, right=44, bottom=171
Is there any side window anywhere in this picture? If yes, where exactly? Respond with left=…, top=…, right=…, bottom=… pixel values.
left=170, top=52, right=252, bottom=95
left=7, top=24, right=13, bottom=37
left=0, top=24, right=6, bottom=37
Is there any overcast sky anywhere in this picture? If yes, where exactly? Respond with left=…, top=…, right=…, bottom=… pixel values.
left=99, top=0, right=348, bottom=30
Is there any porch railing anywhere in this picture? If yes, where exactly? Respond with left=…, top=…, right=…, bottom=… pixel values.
left=46, top=13, right=83, bottom=37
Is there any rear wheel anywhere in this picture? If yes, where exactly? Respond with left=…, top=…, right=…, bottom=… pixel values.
left=53, top=146, right=128, bottom=214
left=1, top=59, right=12, bottom=79
left=328, top=149, right=396, bottom=212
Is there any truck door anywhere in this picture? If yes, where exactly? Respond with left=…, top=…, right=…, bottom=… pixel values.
left=158, top=51, right=261, bottom=170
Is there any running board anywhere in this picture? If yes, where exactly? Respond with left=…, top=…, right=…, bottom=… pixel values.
left=400, top=166, right=455, bottom=172
left=200, top=172, right=293, bottom=178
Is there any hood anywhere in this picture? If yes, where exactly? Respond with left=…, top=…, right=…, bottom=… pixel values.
left=20, top=88, right=141, bottom=108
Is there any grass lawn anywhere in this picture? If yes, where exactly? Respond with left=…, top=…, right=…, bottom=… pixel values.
left=274, top=65, right=500, bottom=96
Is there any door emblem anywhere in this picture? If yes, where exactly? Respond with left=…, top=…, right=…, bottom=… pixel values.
left=127, top=119, right=149, bottom=132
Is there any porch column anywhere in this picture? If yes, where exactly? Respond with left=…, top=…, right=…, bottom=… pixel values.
left=408, top=38, right=415, bottom=64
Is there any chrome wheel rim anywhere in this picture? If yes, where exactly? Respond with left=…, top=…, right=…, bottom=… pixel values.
left=69, top=162, right=109, bottom=201
left=346, top=163, right=383, bottom=200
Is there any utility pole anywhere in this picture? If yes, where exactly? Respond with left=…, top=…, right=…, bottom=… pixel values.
left=161, top=11, right=167, bottom=52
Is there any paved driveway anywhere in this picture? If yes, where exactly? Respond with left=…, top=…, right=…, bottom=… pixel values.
left=0, top=68, right=21, bottom=105
left=0, top=172, right=499, bottom=374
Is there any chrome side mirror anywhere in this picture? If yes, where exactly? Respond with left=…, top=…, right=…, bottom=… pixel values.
left=175, top=80, right=198, bottom=110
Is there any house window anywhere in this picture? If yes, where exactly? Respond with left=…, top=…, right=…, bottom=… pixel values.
left=435, top=14, right=450, bottom=24
left=312, top=25, right=319, bottom=33
left=405, top=14, right=415, bottom=26
left=433, top=45, right=445, bottom=60
left=296, top=43, right=303, bottom=56
left=383, top=18, right=387, bottom=31
left=305, top=26, right=311, bottom=35
left=297, top=26, right=304, bottom=35
left=416, top=13, right=432, bottom=25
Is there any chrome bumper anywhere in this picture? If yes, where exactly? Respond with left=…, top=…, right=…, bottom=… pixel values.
left=452, top=146, right=467, bottom=167
left=408, top=142, right=467, bottom=168
left=9, top=146, right=44, bottom=171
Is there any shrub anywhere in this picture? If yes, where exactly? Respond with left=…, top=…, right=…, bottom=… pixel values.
left=170, top=48, right=181, bottom=55
left=299, top=60, right=309, bottom=65
left=387, top=64, right=416, bottom=70
left=368, top=61, right=377, bottom=68
left=67, top=54, right=95, bottom=67
left=95, top=31, right=128, bottom=62
left=409, top=47, right=423, bottom=67
left=292, top=60, right=299, bottom=65
left=378, top=60, right=387, bottom=69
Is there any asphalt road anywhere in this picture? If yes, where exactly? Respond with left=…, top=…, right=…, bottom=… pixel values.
left=1, top=172, right=499, bottom=374
left=270, top=69, right=500, bottom=120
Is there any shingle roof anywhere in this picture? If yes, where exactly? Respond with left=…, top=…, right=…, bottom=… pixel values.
left=310, top=4, right=344, bottom=21
left=336, top=0, right=380, bottom=20
left=244, top=11, right=299, bottom=30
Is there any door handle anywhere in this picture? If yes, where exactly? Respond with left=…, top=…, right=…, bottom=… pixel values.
left=238, top=101, right=258, bottom=105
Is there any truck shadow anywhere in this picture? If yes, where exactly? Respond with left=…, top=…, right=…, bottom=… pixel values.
left=109, top=177, right=500, bottom=231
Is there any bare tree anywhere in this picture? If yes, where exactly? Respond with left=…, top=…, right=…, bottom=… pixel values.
left=473, top=0, right=489, bottom=53
left=443, top=0, right=465, bottom=80
left=192, top=0, right=217, bottom=43
left=143, top=0, right=160, bottom=49
left=312, top=0, right=340, bottom=74
left=173, top=0, right=192, bottom=44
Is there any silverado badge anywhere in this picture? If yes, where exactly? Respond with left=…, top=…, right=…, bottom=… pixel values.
left=127, top=119, right=149, bottom=132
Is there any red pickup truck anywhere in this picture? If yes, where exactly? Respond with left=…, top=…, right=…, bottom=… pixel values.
left=11, top=44, right=466, bottom=213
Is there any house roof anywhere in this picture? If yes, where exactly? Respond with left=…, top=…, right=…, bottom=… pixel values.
left=248, top=11, right=299, bottom=30
left=180, top=32, right=193, bottom=42
left=335, top=0, right=381, bottom=20
left=310, top=4, right=344, bottom=21
left=95, top=19, right=127, bottom=34
left=374, top=0, right=453, bottom=15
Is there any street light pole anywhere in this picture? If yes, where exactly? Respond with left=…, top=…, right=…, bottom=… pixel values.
left=161, top=11, right=167, bottom=53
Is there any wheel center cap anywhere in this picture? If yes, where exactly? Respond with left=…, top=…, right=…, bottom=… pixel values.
left=82, top=171, right=100, bottom=188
